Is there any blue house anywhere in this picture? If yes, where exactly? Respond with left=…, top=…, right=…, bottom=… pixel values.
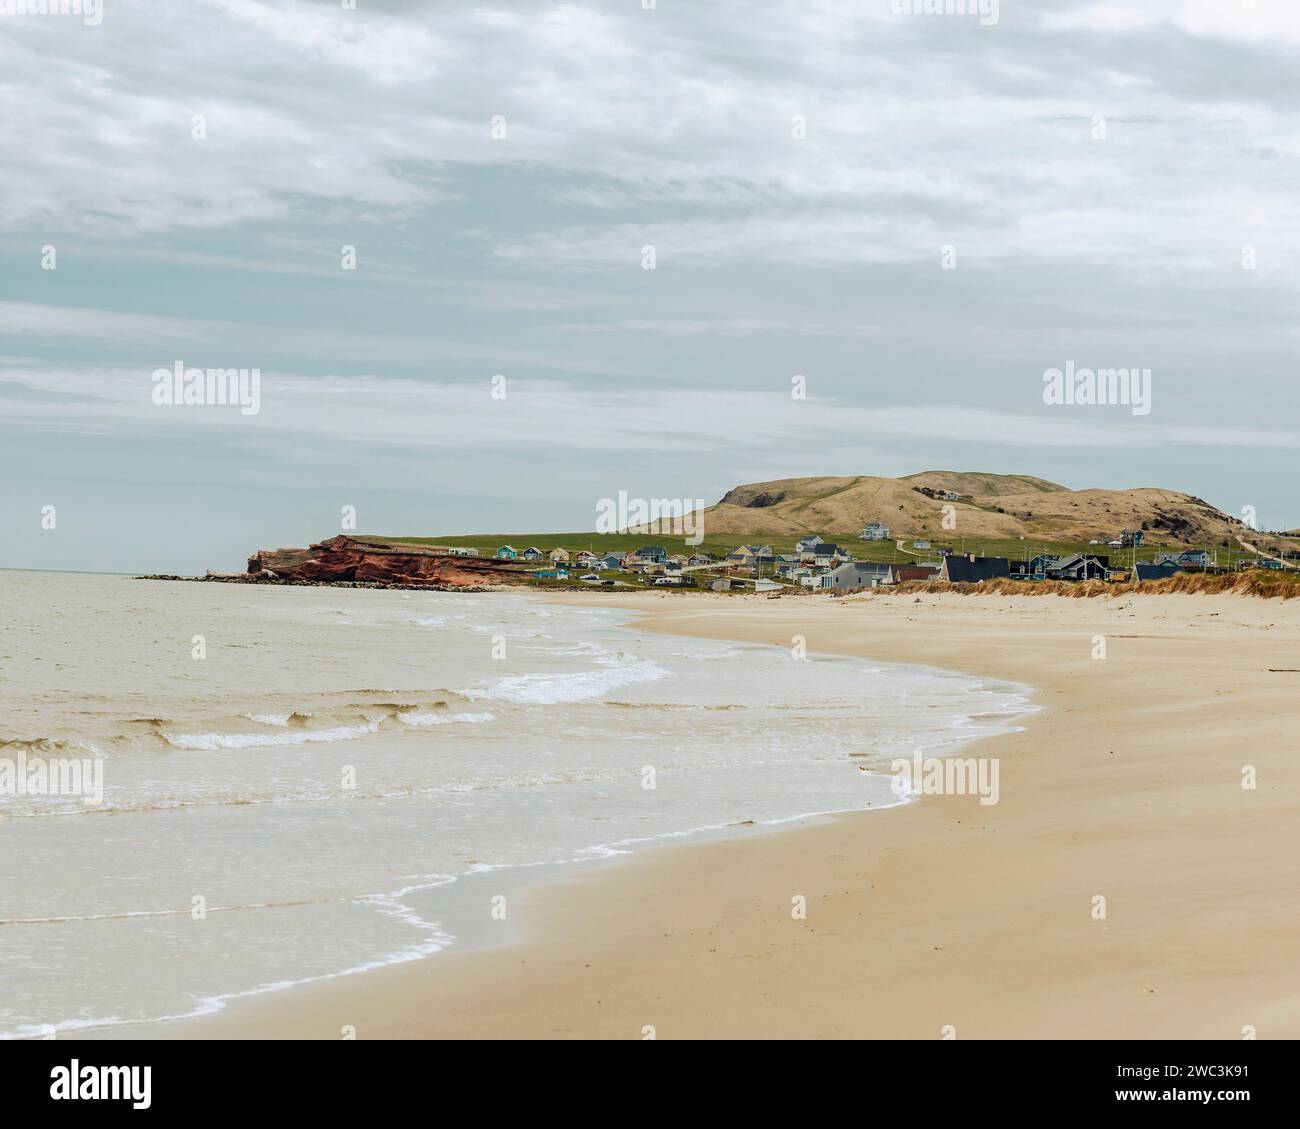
left=634, top=545, right=667, bottom=563
left=1028, top=553, right=1060, bottom=578
left=495, top=544, right=519, bottom=559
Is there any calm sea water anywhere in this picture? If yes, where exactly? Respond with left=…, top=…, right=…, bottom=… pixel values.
left=0, top=571, right=1031, bottom=1037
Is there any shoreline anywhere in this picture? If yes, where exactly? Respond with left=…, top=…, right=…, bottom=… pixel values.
left=91, top=589, right=1300, bottom=1039
left=63, top=591, right=1031, bottom=1041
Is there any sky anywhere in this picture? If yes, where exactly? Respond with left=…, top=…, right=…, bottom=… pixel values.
left=1, top=0, right=1297, bottom=574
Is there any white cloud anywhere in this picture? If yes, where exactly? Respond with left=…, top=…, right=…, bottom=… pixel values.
left=2, top=365, right=1296, bottom=454
left=1, top=0, right=1295, bottom=284
left=1040, top=1, right=1300, bottom=44
left=0, top=301, right=200, bottom=340
left=0, top=301, right=645, bottom=375
left=550, top=318, right=881, bottom=338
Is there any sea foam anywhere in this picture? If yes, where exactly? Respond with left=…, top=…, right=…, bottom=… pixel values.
left=163, top=720, right=382, bottom=750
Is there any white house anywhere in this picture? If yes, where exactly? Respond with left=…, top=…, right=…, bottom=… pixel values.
left=820, top=561, right=894, bottom=589
left=859, top=522, right=891, bottom=541
left=811, top=543, right=850, bottom=564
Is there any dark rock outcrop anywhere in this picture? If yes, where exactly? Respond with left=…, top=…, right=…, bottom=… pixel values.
left=717, top=487, right=786, bottom=508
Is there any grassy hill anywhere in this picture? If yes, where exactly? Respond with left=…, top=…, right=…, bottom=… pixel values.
left=681, top=472, right=1250, bottom=547
left=900, top=470, right=1068, bottom=496
left=366, top=471, right=1300, bottom=573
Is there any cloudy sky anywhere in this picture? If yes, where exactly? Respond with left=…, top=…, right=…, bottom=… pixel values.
left=2, top=0, right=1297, bottom=573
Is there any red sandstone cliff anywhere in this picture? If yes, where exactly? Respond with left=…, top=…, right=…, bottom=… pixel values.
left=246, top=536, right=528, bottom=588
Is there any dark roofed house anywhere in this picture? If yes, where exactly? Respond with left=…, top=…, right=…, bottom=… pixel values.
left=635, top=545, right=668, bottom=563
left=940, top=554, right=1011, bottom=584
left=1135, top=561, right=1184, bottom=581
left=811, top=542, right=850, bottom=563
left=894, top=565, right=939, bottom=583
left=798, top=542, right=839, bottom=563
left=1045, top=553, right=1111, bottom=582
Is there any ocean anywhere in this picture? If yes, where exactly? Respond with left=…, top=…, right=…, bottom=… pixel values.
left=0, top=571, right=1031, bottom=1038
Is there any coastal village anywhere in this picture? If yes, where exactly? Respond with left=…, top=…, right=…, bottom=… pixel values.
left=227, top=474, right=1300, bottom=594
left=437, top=520, right=1296, bottom=594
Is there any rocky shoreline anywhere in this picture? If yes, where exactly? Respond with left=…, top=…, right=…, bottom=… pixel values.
left=134, top=573, right=503, bottom=593
left=137, top=534, right=532, bottom=592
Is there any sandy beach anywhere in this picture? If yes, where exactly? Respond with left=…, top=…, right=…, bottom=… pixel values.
left=129, top=589, right=1300, bottom=1040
